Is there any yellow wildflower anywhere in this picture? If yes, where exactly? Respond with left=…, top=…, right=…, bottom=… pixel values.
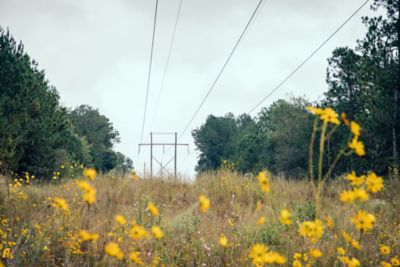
left=342, top=232, right=362, bottom=250
left=78, top=230, right=99, bottom=242
left=298, top=219, right=324, bottom=243
left=343, top=257, right=361, bottom=267
left=151, top=226, right=164, bottom=240
left=346, top=171, right=365, bottom=187
left=336, top=247, right=346, bottom=255
left=83, top=168, right=97, bottom=180
left=323, top=215, right=334, bottom=229
left=1, top=248, right=13, bottom=259
left=391, top=256, right=400, bottom=266
left=381, top=261, right=392, bottom=267
left=257, top=216, right=266, bottom=225
left=83, top=191, right=96, bottom=205
left=76, top=180, right=96, bottom=205
left=219, top=234, right=228, bottom=247
left=152, top=256, right=161, bottom=266
left=380, top=245, right=391, bottom=256
left=129, top=251, right=143, bottom=265
left=340, top=190, right=355, bottom=203
left=293, top=253, right=302, bottom=260
left=257, top=171, right=270, bottom=193
left=147, top=202, right=160, bottom=217
left=353, top=188, right=369, bottom=202
left=104, top=242, right=124, bottom=260
left=350, top=210, right=375, bottom=232
left=348, top=136, right=365, bottom=156
left=340, top=112, right=350, bottom=126
left=350, top=121, right=361, bottom=136
left=309, top=248, right=322, bottom=258
left=249, top=243, right=268, bottom=266
left=306, top=106, right=324, bottom=115
left=115, top=214, right=127, bottom=226
left=264, top=251, right=286, bottom=265
left=199, top=194, right=211, bottom=213
left=53, top=197, right=70, bottom=213
left=292, top=260, right=302, bottom=267
left=320, top=107, right=340, bottom=125
left=366, top=172, right=384, bottom=193
left=129, top=224, right=148, bottom=240
left=279, top=209, right=292, bottom=225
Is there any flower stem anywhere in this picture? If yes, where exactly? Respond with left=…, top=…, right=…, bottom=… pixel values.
left=316, top=122, right=327, bottom=217
left=309, top=119, right=318, bottom=185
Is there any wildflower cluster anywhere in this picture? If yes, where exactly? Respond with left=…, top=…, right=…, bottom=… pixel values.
left=249, top=244, right=286, bottom=266
left=0, top=107, right=399, bottom=266
left=340, top=171, right=383, bottom=203
left=257, top=171, right=270, bottom=193
left=306, top=106, right=340, bottom=125
left=76, top=180, right=96, bottom=205
left=298, top=219, right=324, bottom=244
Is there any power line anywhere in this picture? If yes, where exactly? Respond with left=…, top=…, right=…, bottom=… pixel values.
left=248, top=0, right=370, bottom=114
left=151, top=0, right=184, bottom=129
left=178, top=0, right=265, bottom=140
left=140, top=0, right=159, bottom=144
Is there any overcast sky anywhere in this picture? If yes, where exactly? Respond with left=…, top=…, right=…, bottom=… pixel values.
left=0, top=0, right=376, bottom=178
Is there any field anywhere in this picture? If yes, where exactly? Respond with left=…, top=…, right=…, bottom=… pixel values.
left=1, top=168, right=399, bottom=266
left=1, top=0, right=399, bottom=266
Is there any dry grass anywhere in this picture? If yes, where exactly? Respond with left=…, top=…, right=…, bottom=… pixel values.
left=0, top=170, right=400, bottom=266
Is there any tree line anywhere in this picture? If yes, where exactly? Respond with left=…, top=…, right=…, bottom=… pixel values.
left=193, top=0, right=399, bottom=178
left=0, top=27, right=132, bottom=180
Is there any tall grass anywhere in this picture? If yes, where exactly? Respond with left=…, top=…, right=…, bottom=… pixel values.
left=1, top=107, right=400, bottom=266
left=0, top=169, right=399, bottom=266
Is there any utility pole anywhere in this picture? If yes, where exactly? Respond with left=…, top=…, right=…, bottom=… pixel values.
left=139, top=132, right=189, bottom=179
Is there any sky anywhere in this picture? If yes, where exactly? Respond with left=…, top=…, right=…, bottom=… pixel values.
left=0, top=0, right=376, bottom=179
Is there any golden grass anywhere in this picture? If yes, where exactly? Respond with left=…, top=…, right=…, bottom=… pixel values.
left=1, top=170, right=400, bottom=266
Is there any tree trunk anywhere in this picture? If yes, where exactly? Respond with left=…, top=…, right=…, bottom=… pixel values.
left=393, top=2, right=400, bottom=173
left=394, top=5, right=400, bottom=171
left=394, top=84, right=399, bottom=168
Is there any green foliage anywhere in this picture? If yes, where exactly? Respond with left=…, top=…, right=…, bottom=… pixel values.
left=294, top=201, right=316, bottom=221
left=194, top=1, right=399, bottom=177
left=324, top=0, right=399, bottom=174
left=192, top=113, right=239, bottom=172
left=0, top=27, right=84, bottom=178
left=193, top=97, right=313, bottom=177
left=255, top=223, right=284, bottom=246
left=0, top=27, right=131, bottom=179
left=256, top=97, right=314, bottom=177
left=113, top=152, right=134, bottom=175
left=68, top=105, right=122, bottom=172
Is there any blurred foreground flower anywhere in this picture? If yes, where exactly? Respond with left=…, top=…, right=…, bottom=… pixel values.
left=151, top=226, right=164, bottom=240
left=199, top=194, right=210, bottom=213
left=147, top=202, right=159, bottom=217
left=78, top=230, right=99, bottom=242
left=76, top=180, right=96, bottom=205
left=53, top=197, right=70, bottom=213
left=105, top=242, right=124, bottom=260
left=83, top=168, right=97, bottom=180
left=219, top=234, right=228, bottom=247
left=279, top=209, right=292, bottom=225
left=257, top=171, right=270, bottom=193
